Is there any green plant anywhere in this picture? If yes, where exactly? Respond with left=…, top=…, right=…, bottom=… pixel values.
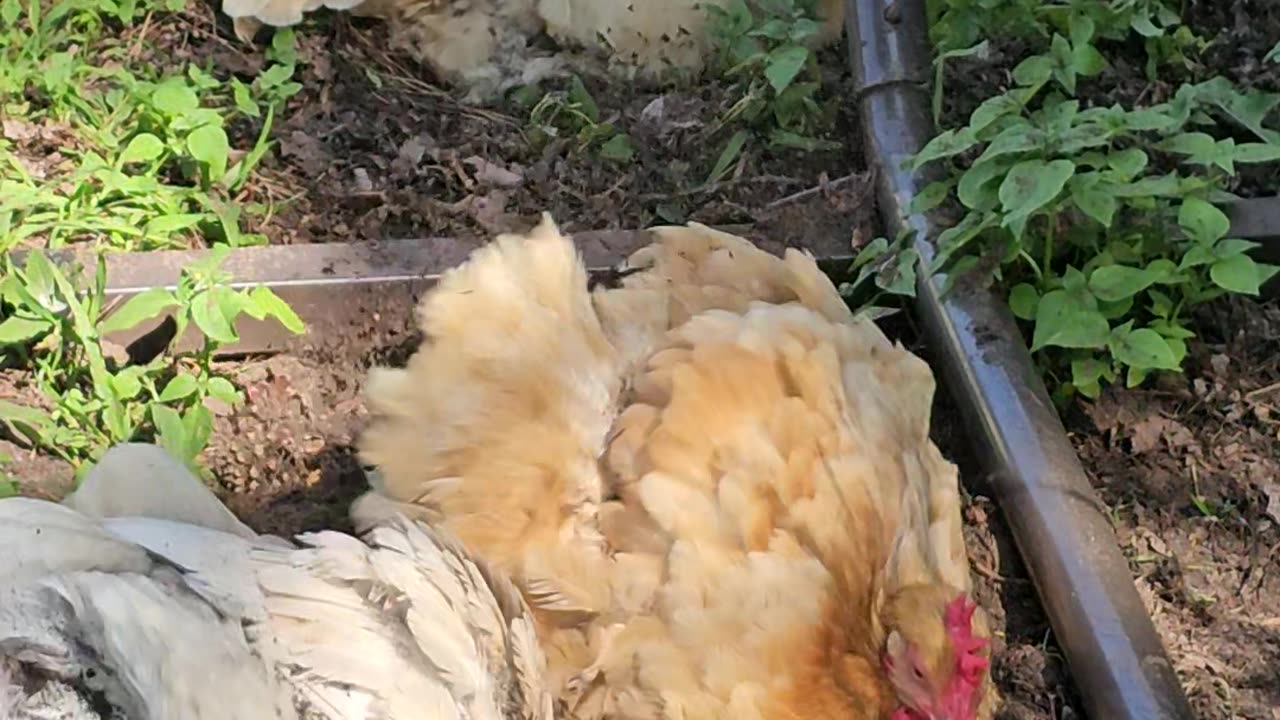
left=0, top=248, right=304, bottom=477
left=911, top=6, right=1280, bottom=400
left=1, top=0, right=302, bottom=253
left=701, top=0, right=838, bottom=182
left=522, top=76, right=637, bottom=164
left=929, top=0, right=1203, bottom=78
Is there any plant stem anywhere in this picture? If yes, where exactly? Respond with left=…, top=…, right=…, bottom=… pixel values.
left=1042, top=210, right=1058, bottom=279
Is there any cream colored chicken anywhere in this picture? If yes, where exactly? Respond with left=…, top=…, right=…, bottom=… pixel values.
left=353, top=216, right=1000, bottom=720
left=0, top=442, right=553, bottom=720
left=222, top=0, right=846, bottom=101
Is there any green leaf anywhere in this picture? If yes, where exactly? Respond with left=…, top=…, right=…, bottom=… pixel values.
left=1214, top=238, right=1261, bottom=258
left=1031, top=289, right=1110, bottom=351
left=151, top=79, right=199, bottom=116
left=1012, top=55, right=1052, bottom=87
left=1107, top=148, right=1148, bottom=179
left=159, top=373, right=200, bottom=402
left=1088, top=265, right=1157, bottom=302
left=145, top=213, right=207, bottom=237
left=598, top=134, right=635, bottom=163
left=874, top=248, right=919, bottom=297
left=567, top=75, right=599, bottom=122
left=152, top=404, right=189, bottom=459
left=190, top=290, right=238, bottom=343
left=1069, top=174, right=1118, bottom=227
left=764, top=45, right=809, bottom=93
left=909, top=128, right=979, bottom=170
left=1071, top=42, right=1107, bottom=77
left=1068, top=12, right=1095, bottom=45
left=909, top=180, right=953, bottom=214
left=851, top=236, right=890, bottom=271
left=1071, top=357, right=1110, bottom=399
left=231, top=77, right=259, bottom=117
left=1109, top=327, right=1180, bottom=370
left=99, top=288, right=179, bottom=334
left=110, top=368, right=144, bottom=400
left=1113, top=174, right=1182, bottom=198
left=998, top=159, right=1076, bottom=226
left=247, top=286, right=305, bottom=334
left=206, top=376, right=242, bottom=405
left=0, top=314, right=52, bottom=344
left=1130, top=11, right=1162, bottom=37
left=1209, top=253, right=1265, bottom=295
left=22, top=250, right=64, bottom=314
left=1177, top=197, right=1230, bottom=244
left=1, top=0, right=20, bottom=26
left=1233, top=142, right=1280, bottom=163
left=967, top=94, right=1021, bottom=134
left=119, top=133, right=165, bottom=164
left=956, top=159, right=1008, bottom=210
left=973, top=124, right=1042, bottom=165
left=1179, top=243, right=1217, bottom=270
left=182, top=405, right=214, bottom=459
left=102, top=398, right=132, bottom=442
left=1120, top=107, right=1176, bottom=132
left=1008, top=283, right=1039, bottom=321
left=749, top=18, right=789, bottom=39
left=187, top=124, right=230, bottom=184
left=1160, top=132, right=1216, bottom=163
left=0, top=399, right=53, bottom=435
left=707, top=130, right=749, bottom=184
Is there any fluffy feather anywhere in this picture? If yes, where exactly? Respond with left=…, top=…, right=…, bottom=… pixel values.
left=354, top=216, right=999, bottom=719
left=0, top=442, right=553, bottom=720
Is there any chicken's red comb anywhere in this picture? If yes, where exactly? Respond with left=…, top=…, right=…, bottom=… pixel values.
left=944, top=595, right=989, bottom=681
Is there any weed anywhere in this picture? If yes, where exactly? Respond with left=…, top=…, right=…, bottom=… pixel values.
left=520, top=76, right=637, bottom=164
left=703, top=0, right=839, bottom=181
left=911, top=0, right=1280, bottom=401
left=1, top=2, right=302, bottom=252
left=0, top=0, right=307, bottom=484
left=0, top=248, right=304, bottom=477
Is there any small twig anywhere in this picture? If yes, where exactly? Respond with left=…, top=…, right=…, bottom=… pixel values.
left=1245, top=380, right=1280, bottom=400
left=762, top=172, right=865, bottom=210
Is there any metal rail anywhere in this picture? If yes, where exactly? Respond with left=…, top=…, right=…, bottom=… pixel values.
left=33, top=225, right=849, bottom=357
left=843, top=1, right=1196, bottom=718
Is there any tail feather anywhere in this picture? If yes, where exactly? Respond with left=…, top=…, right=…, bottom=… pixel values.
left=62, top=442, right=257, bottom=540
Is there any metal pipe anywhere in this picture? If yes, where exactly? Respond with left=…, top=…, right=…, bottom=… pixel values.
left=842, top=1, right=1196, bottom=718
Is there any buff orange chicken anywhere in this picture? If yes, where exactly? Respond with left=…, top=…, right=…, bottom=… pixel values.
left=352, top=215, right=1000, bottom=720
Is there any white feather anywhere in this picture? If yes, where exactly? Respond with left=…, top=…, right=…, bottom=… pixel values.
left=0, top=442, right=552, bottom=720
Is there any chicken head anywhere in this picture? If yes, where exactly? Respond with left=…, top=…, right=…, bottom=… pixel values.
left=881, top=585, right=989, bottom=720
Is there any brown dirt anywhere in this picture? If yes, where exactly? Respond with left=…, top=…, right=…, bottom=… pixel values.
left=1065, top=296, right=1280, bottom=719
left=107, top=3, right=866, bottom=248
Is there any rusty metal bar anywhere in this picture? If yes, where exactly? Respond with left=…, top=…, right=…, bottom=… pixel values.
left=25, top=226, right=850, bottom=357
left=844, top=1, right=1196, bottom=719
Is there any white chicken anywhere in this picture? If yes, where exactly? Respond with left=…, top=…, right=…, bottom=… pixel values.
left=0, top=442, right=554, bottom=720
left=353, top=216, right=999, bottom=720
